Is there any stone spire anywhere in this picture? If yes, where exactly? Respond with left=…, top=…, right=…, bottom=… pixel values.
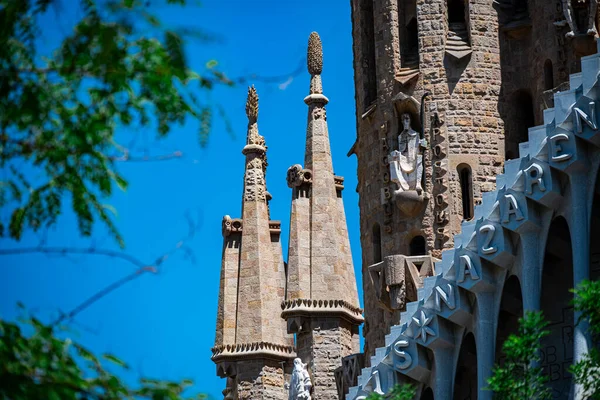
left=213, top=86, right=294, bottom=400
left=283, top=32, right=363, bottom=400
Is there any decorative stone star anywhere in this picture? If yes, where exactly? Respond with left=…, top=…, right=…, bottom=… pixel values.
left=412, top=310, right=435, bottom=342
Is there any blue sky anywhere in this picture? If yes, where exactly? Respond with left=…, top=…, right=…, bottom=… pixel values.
left=0, top=1, right=361, bottom=398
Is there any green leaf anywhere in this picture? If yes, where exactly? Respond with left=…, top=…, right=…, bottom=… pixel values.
left=103, top=353, right=129, bottom=369
left=9, top=207, right=26, bottom=240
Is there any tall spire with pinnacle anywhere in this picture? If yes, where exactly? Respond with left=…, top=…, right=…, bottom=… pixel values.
left=283, top=32, right=363, bottom=400
left=213, top=86, right=294, bottom=400
left=285, top=33, right=361, bottom=309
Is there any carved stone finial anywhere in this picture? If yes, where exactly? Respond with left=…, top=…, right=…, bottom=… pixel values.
left=246, top=85, right=259, bottom=123
left=222, top=215, right=232, bottom=237
left=307, top=32, right=323, bottom=76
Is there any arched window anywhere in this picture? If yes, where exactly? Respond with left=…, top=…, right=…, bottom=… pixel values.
left=372, top=224, right=382, bottom=264
left=505, top=90, right=534, bottom=160
left=544, top=60, right=554, bottom=91
left=495, top=276, right=523, bottom=366
left=457, top=164, right=474, bottom=221
left=541, top=217, right=574, bottom=396
left=453, top=333, right=478, bottom=399
left=410, top=235, right=426, bottom=256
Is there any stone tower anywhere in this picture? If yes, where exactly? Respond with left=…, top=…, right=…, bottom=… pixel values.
left=349, top=0, right=507, bottom=359
left=348, top=0, right=600, bottom=385
left=212, top=86, right=295, bottom=400
left=282, top=32, right=364, bottom=400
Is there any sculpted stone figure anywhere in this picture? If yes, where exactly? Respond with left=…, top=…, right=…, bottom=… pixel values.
left=388, top=113, right=427, bottom=195
left=562, top=0, right=598, bottom=37
left=287, top=358, right=312, bottom=400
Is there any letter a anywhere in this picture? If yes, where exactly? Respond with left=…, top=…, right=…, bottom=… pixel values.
left=502, top=194, right=524, bottom=223
left=457, top=254, right=479, bottom=283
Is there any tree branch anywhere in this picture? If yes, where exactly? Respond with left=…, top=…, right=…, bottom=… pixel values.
left=0, top=246, right=147, bottom=268
left=1, top=137, right=184, bottom=163
left=0, top=211, right=200, bottom=326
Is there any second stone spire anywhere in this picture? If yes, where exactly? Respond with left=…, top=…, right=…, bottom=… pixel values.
left=283, top=32, right=364, bottom=400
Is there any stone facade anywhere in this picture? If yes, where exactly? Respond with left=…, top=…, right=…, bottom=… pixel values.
left=349, top=0, right=600, bottom=366
left=347, top=1, right=600, bottom=398
left=214, top=35, right=363, bottom=400
left=214, top=1, right=600, bottom=399
left=282, top=32, right=363, bottom=400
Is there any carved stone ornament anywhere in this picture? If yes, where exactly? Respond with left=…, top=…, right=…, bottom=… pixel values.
left=387, top=113, right=428, bottom=216
left=562, top=0, right=598, bottom=37
left=287, top=164, right=312, bottom=188
left=388, top=113, right=426, bottom=194
left=245, top=86, right=265, bottom=148
left=307, top=32, right=323, bottom=95
left=307, top=32, right=323, bottom=76
left=246, top=85, right=259, bottom=123
left=287, top=358, right=312, bottom=400
left=222, top=215, right=232, bottom=237
left=244, top=167, right=266, bottom=202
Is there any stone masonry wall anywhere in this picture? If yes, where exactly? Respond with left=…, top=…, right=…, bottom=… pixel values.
left=236, top=360, right=287, bottom=400
left=297, top=318, right=358, bottom=400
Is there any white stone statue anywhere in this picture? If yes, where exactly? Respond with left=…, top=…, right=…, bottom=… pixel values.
left=287, top=358, right=312, bottom=400
left=388, top=113, right=427, bottom=195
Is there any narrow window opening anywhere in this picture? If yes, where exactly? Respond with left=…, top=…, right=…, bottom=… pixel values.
left=409, top=235, right=426, bottom=256
left=544, top=59, right=554, bottom=91
left=448, top=0, right=466, bottom=24
left=447, top=0, right=470, bottom=49
left=372, top=224, right=382, bottom=264
left=404, top=18, right=419, bottom=68
left=505, top=90, right=534, bottom=160
left=458, top=164, right=474, bottom=221
left=399, top=0, right=419, bottom=70
left=361, top=0, right=377, bottom=108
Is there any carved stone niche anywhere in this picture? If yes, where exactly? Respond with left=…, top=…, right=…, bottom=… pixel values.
left=335, top=353, right=365, bottom=399
left=368, top=255, right=437, bottom=312
left=387, top=94, right=428, bottom=217
left=390, top=93, right=421, bottom=134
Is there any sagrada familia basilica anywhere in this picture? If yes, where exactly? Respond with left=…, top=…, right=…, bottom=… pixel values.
left=212, top=0, right=600, bottom=399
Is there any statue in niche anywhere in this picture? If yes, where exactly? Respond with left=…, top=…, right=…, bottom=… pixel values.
left=388, top=113, right=427, bottom=195
left=287, top=358, right=312, bottom=400
left=562, top=0, right=598, bottom=37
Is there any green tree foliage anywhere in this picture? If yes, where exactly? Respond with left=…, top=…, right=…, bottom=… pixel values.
left=488, top=280, right=600, bottom=399
left=486, top=311, right=551, bottom=400
left=365, top=383, right=416, bottom=400
left=0, top=0, right=226, bottom=247
left=0, top=312, right=206, bottom=399
left=571, top=280, right=600, bottom=399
